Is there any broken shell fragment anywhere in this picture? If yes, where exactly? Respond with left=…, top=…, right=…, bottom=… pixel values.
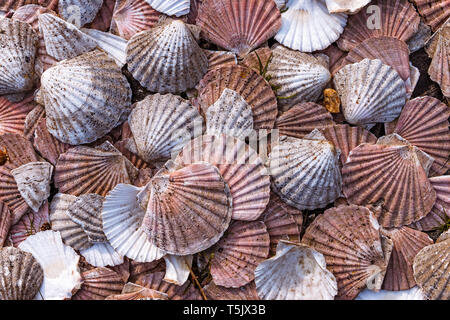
left=163, top=254, right=192, bottom=286
left=79, top=242, right=124, bottom=267
left=325, top=0, right=370, bottom=14
left=58, top=0, right=103, bottom=28
left=425, top=20, right=449, bottom=97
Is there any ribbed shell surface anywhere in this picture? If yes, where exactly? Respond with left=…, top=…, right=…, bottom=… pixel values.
left=145, top=0, right=190, bottom=17
left=68, top=194, right=106, bottom=243
left=0, top=96, right=35, bottom=136
left=204, top=281, right=259, bottom=300
left=72, top=267, right=124, bottom=300
left=0, top=201, right=11, bottom=248
left=412, top=0, right=450, bottom=31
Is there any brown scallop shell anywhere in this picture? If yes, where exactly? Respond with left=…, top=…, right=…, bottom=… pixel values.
left=426, top=20, right=449, bottom=97
left=318, top=44, right=347, bottom=75
left=0, top=95, right=35, bottom=136
left=209, top=220, right=270, bottom=288
left=337, top=0, right=421, bottom=51
left=412, top=0, right=450, bottom=31
left=239, top=47, right=273, bottom=75
left=23, top=104, right=45, bottom=140
left=105, top=283, right=168, bottom=300
left=204, top=281, right=259, bottom=300
left=0, top=201, right=11, bottom=248
left=114, top=140, right=150, bottom=171
left=86, top=0, right=115, bottom=31
left=275, top=102, right=334, bottom=139
left=342, top=135, right=437, bottom=228
left=197, top=65, right=278, bottom=130
left=204, top=50, right=237, bottom=72
left=128, top=259, right=165, bottom=283
left=302, top=205, right=392, bottom=300
left=72, top=267, right=125, bottom=300
left=196, top=0, right=281, bottom=56
left=0, top=0, right=58, bottom=14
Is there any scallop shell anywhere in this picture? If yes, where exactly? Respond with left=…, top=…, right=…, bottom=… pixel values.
left=0, top=1, right=58, bottom=13
left=302, top=205, right=392, bottom=300
left=356, top=287, right=425, bottom=300
left=255, top=241, right=338, bottom=300
left=412, top=0, right=450, bottom=31
left=0, top=18, right=38, bottom=100
left=413, top=239, right=450, bottom=300
left=105, top=282, right=169, bottom=300
left=320, top=124, right=377, bottom=166
left=437, top=229, right=450, bottom=243
left=126, top=19, right=208, bottom=93
left=114, top=140, right=150, bottom=171
left=410, top=176, right=450, bottom=231
left=141, top=162, right=233, bottom=255
left=163, top=254, right=192, bottom=286
left=0, top=95, right=35, bottom=136
left=266, top=44, right=332, bottom=111
left=68, top=194, right=106, bottom=243
left=204, top=50, right=237, bottom=72
left=102, top=183, right=166, bottom=262
left=209, top=220, right=270, bottom=288
left=268, top=130, right=342, bottom=211
left=275, top=0, right=347, bottom=52
left=127, top=93, right=203, bottom=163
left=86, top=0, right=115, bottom=31
left=342, top=134, right=437, bottom=228
left=24, top=102, right=44, bottom=140
left=393, top=96, right=450, bottom=177
left=80, top=242, right=124, bottom=267
left=205, top=89, right=254, bottom=140
left=382, top=227, right=433, bottom=291
left=318, top=44, right=347, bottom=75
left=129, top=259, right=165, bottom=281
left=49, top=193, right=91, bottom=251
left=175, top=134, right=270, bottom=221
left=204, top=281, right=259, bottom=300
left=54, top=143, right=136, bottom=197
left=19, top=230, right=82, bottom=300
left=81, top=28, right=126, bottom=67
left=58, top=0, right=103, bottom=27
left=325, top=0, right=371, bottom=14
left=110, top=0, right=161, bottom=40
left=0, top=246, right=44, bottom=300
left=145, top=0, right=189, bottom=17
left=0, top=201, right=11, bottom=248
left=239, top=47, right=273, bottom=75
left=333, top=59, right=406, bottom=128
left=275, top=102, right=334, bottom=139
left=197, top=65, right=278, bottom=130
left=337, top=0, right=420, bottom=51
left=72, top=267, right=125, bottom=300
left=426, top=20, right=449, bottom=97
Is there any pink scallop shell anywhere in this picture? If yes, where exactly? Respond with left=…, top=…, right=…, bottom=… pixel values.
left=0, top=201, right=11, bottom=248
left=412, top=0, right=450, bottom=31
left=0, top=95, right=35, bottom=136
left=33, top=118, right=72, bottom=165
left=72, top=267, right=125, bottom=300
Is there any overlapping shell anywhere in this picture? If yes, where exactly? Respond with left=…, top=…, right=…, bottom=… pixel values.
left=81, top=28, right=127, bottom=67
left=72, top=267, right=125, bottom=300
left=145, top=0, right=190, bottom=17
left=204, top=50, right=237, bottom=72
left=412, top=0, right=450, bottom=31
left=0, top=96, right=35, bottom=136
left=325, top=0, right=370, bottom=14
left=58, top=0, right=103, bottom=27
left=204, top=281, right=259, bottom=300
left=0, top=201, right=11, bottom=247
left=33, top=118, right=72, bottom=165
left=356, top=287, right=425, bottom=300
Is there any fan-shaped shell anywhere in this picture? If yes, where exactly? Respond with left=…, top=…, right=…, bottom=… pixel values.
left=0, top=1, right=58, bottom=13
left=81, top=28, right=127, bottom=67
left=413, top=239, right=450, bottom=300
left=0, top=246, right=44, bottom=300
left=325, top=0, right=370, bottom=14
left=40, top=50, right=132, bottom=145
left=80, top=242, right=124, bottom=267
left=68, top=194, right=106, bottom=243
left=268, top=130, right=342, bottom=211
left=197, top=0, right=281, bottom=56
left=0, top=18, right=38, bottom=100
left=302, top=205, right=392, bottom=300
left=204, top=281, right=259, bottom=300
left=337, top=0, right=420, bottom=51
left=176, top=134, right=270, bottom=221
left=72, top=267, right=125, bottom=300
left=342, top=134, right=437, bottom=228
left=19, top=230, right=82, bottom=300
left=426, top=20, right=449, bottom=97
left=412, top=0, right=450, bottom=31
left=58, top=0, right=103, bottom=27
left=255, top=241, right=338, bottom=300
left=11, top=161, right=53, bottom=213
left=204, top=50, right=237, bottom=72
left=356, top=287, right=425, bottom=300
left=126, top=19, right=208, bottom=93
left=127, top=93, right=203, bottom=163
left=141, top=162, right=233, bottom=255
left=197, top=65, right=278, bottom=130
left=275, top=0, right=347, bottom=52
left=0, top=95, right=35, bottom=136
left=110, top=0, right=161, bottom=40
left=333, top=59, right=406, bottom=128
left=0, top=201, right=11, bottom=248
left=275, top=102, right=334, bottom=139
left=320, top=124, right=377, bottom=166
left=145, top=0, right=189, bottom=16
left=209, top=220, right=270, bottom=288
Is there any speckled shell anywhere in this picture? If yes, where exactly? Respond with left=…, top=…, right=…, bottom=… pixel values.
left=80, top=242, right=124, bottom=267
left=268, top=130, right=342, bottom=211
left=163, top=254, right=192, bottom=286
left=275, top=0, right=347, bottom=52
left=342, top=134, right=437, bottom=228
left=81, top=28, right=127, bottom=67
left=54, top=143, right=136, bottom=197
left=85, top=0, right=115, bottom=31
left=0, top=201, right=11, bottom=248
left=40, top=50, right=132, bottom=145
left=325, top=0, right=370, bottom=14
left=320, top=124, right=377, bottom=166
left=127, top=94, right=203, bottom=163
left=412, top=0, right=450, bottom=32
left=426, top=20, right=449, bottom=97
left=19, top=230, right=82, bottom=300
left=197, top=65, right=278, bottom=130
left=38, top=13, right=98, bottom=61
left=142, top=162, right=233, bottom=255
left=58, top=0, right=103, bottom=27
left=0, top=1, right=58, bottom=13
left=410, top=176, right=450, bottom=231
left=0, top=246, right=44, bottom=300
left=0, top=18, right=38, bottom=100
left=204, top=50, right=237, bottom=72
left=255, top=241, right=338, bottom=300
left=275, top=102, right=334, bottom=139
left=413, top=239, right=450, bottom=300
left=337, top=0, right=420, bottom=51
left=356, top=287, right=425, bottom=300
left=197, top=0, right=281, bottom=56
left=145, top=0, right=189, bottom=16
left=110, top=0, right=161, bottom=40
left=437, top=229, right=450, bottom=243
left=72, top=267, right=125, bottom=300
left=205, top=89, right=254, bottom=140
left=50, top=193, right=91, bottom=251
left=209, top=220, right=270, bottom=288
left=393, top=96, right=450, bottom=177
left=204, top=281, right=259, bottom=300
left=127, top=20, right=208, bottom=93
left=102, top=183, right=166, bottom=262
left=302, top=205, right=391, bottom=300
left=333, top=59, right=406, bottom=128
left=11, top=162, right=53, bottom=213
left=266, top=44, right=331, bottom=111
left=382, top=227, right=433, bottom=291
left=0, top=95, right=34, bottom=136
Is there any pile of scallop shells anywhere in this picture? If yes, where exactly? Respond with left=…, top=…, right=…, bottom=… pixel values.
left=0, top=0, right=448, bottom=301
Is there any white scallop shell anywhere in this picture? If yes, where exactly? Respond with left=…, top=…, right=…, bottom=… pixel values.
left=356, top=287, right=425, bottom=300
left=163, top=255, right=193, bottom=286
left=325, top=0, right=370, bottom=14
left=275, top=0, right=347, bottom=52
left=255, top=241, right=338, bottom=300
left=81, top=28, right=127, bottom=67
left=58, top=0, right=104, bottom=27
left=19, top=230, right=82, bottom=300
left=80, top=242, right=124, bottom=267
left=144, top=0, right=190, bottom=17
left=333, top=58, right=406, bottom=128
left=11, top=162, right=53, bottom=213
